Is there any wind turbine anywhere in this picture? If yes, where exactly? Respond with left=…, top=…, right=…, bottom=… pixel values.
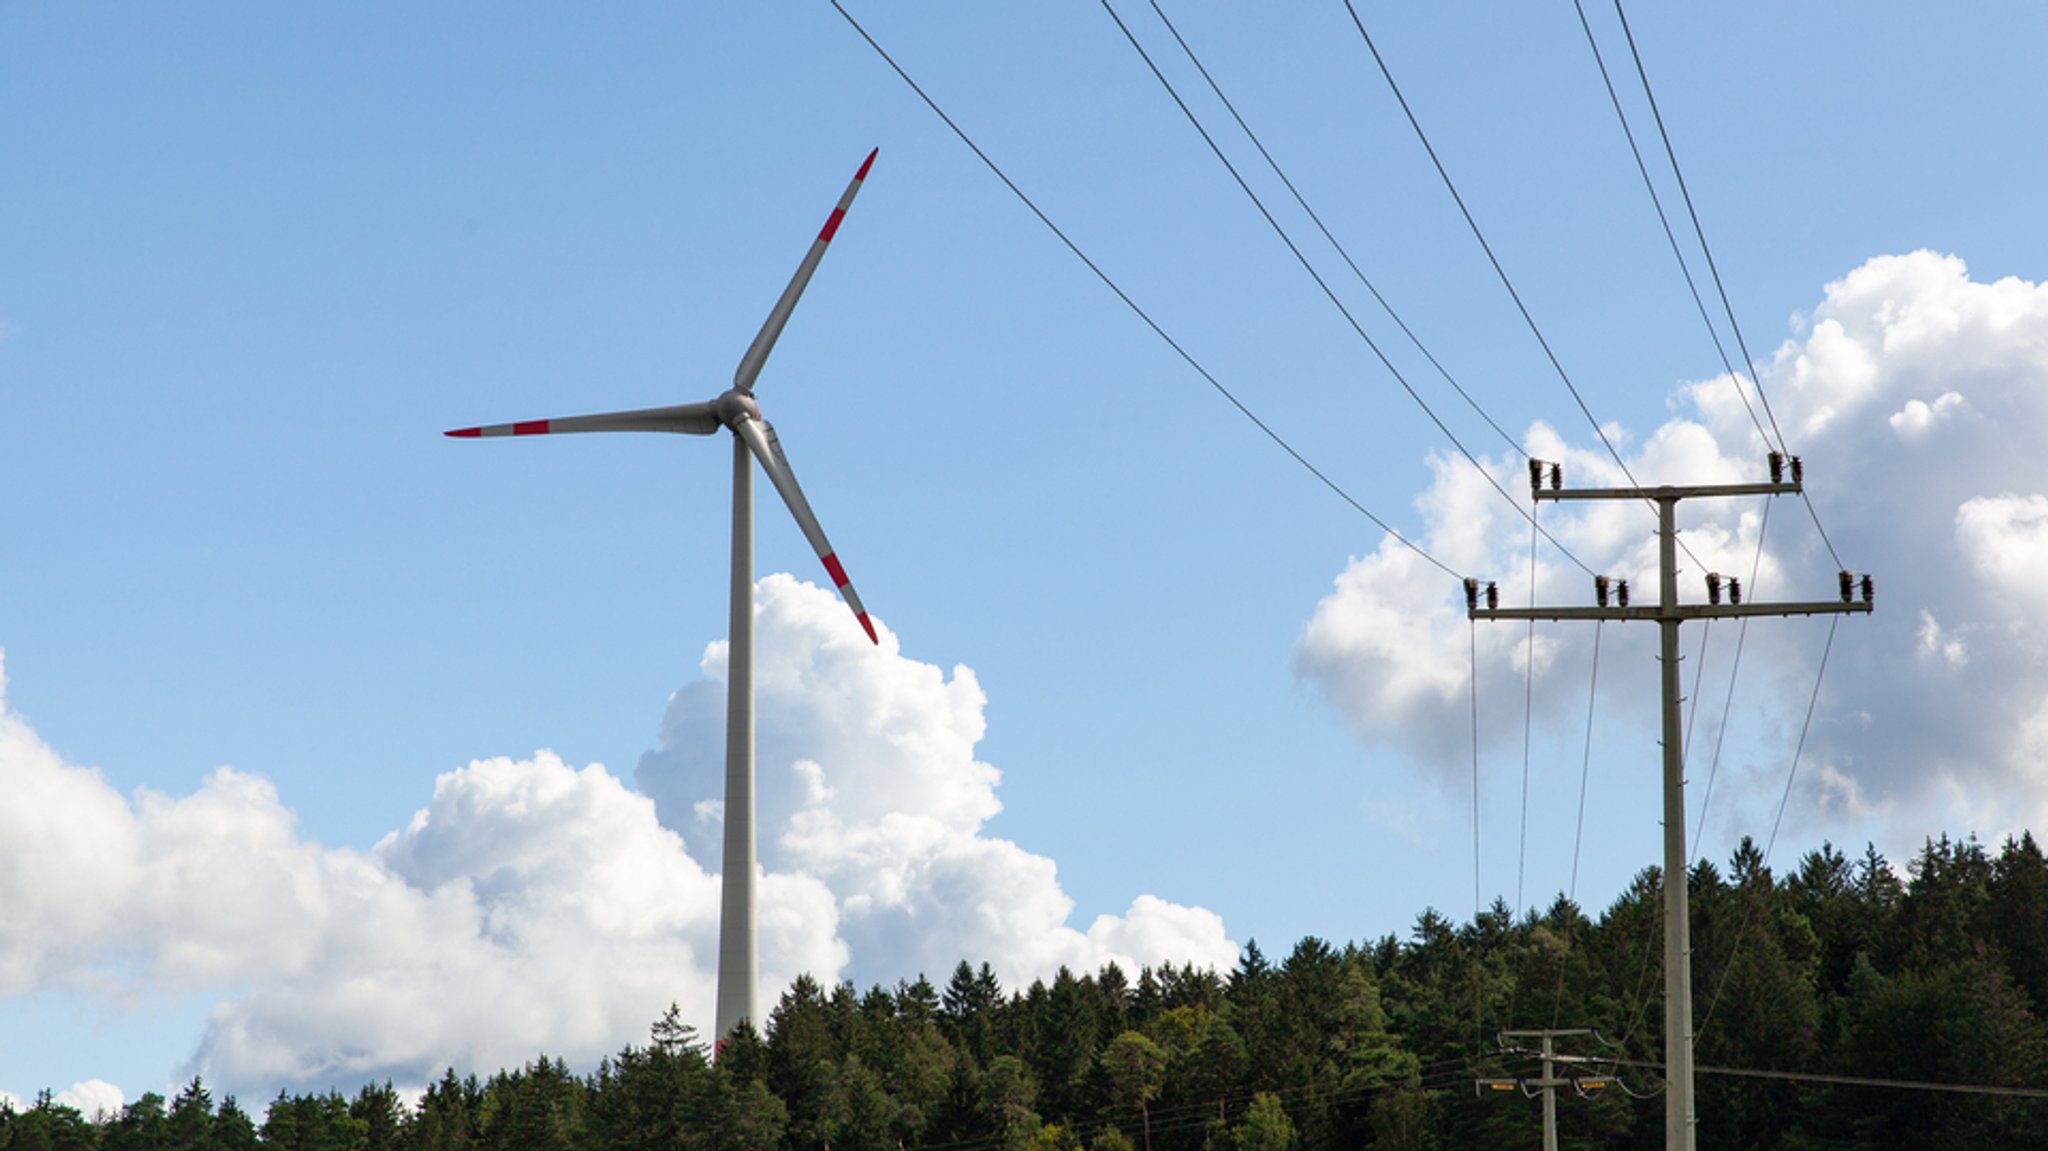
left=446, top=149, right=882, bottom=1043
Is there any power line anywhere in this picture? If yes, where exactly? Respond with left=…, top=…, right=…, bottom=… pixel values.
left=1568, top=0, right=1775, bottom=457
left=1694, top=615, right=1841, bottom=1043
left=981, top=1049, right=1484, bottom=1151
left=1548, top=619, right=1605, bottom=1036
left=1469, top=617, right=1486, bottom=1053
left=1608, top=2, right=1786, bottom=457
left=1141, top=0, right=1525, bottom=461
left=1568, top=622, right=1604, bottom=901
left=1340, top=0, right=1734, bottom=587
left=1688, top=499, right=1776, bottom=861
left=1766, top=618, right=1839, bottom=868
left=828, top=0, right=1460, bottom=582
left=1608, top=2, right=1846, bottom=574
left=1098, top=0, right=1592, bottom=576
left=1589, top=1056, right=2048, bottom=1101
left=1338, top=1, right=1643, bottom=504
left=1517, top=505, right=1539, bottom=914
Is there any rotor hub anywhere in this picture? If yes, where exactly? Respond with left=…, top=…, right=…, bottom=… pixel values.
left=713, top=389, right=761, bottom=428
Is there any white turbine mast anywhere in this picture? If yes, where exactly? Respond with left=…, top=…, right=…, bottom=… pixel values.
left=446, top=148, right=883, bottom=1045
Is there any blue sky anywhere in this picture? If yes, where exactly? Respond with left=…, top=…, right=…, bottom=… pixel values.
left=7, top=1, right=2048, bottom=1113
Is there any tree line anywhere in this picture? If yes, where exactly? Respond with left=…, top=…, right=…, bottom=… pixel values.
left=7, top=832, right=2047, bottom=1150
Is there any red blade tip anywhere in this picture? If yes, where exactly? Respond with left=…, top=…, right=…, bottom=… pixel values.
left=446, top=427, right=482, bottom=438
left=856, top=148, right=877, bottom=182
left=858, top=613, right=878, bottom=645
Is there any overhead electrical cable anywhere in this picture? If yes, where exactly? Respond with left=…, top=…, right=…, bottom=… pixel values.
left=1609, top=1, right=1787, bottom=454
left=1609, top=2, right=1847, bottom=573
left=1100, top=0, right=1593, bottom=577
left=1688, top=501, right=1776, bottom=858
left=1612, top=870, right=1672, bottom=1055
left=992, top=1048, right=1489, bottom=1151
left=1568, top=624, right=1604, bottom=902
left=1549, top=618, right=1605, bottom=1034
left=1681, top=622, right=1714, bottom=765
left=1695, top=615, right=1840, bottom=1042
left=1143, top=0, right=1525, bottom=459
left=1568, top=0, right=1775, bottom=455
left=1468, top=618, right=1487, bottom=1052
left=1517, top=504, right=1538, bottom=914
left=1338, top=2, right=1645, bottom=497
left=1763, top=618, right=1839, bottom=866
left=1340, top=0, right=1727, bottom=581
left=1686, top=621, right=1735, bottom=851
left=1592, top=1057, right=2048, bottom=1101
left=829, top=0, right=1460, bottom=582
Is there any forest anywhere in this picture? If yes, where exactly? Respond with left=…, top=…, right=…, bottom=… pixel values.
left=6, top=832, right=2046, bottom=1151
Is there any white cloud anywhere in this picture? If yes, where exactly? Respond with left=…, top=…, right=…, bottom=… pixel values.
left=0, top=1082, right=118, bottom=1122
left=54, top=1079, right=124, bottom=1121
left=636, top=573, right=1238, bottom=990
left=1299, top=250, right=2048, bottom=852
left=1955, top=493, right=2048, bottom=603
left=1914, top=610, right=1967, bottom=671
left=0, top=677, right=725, bottom=1096
left=0, top=589, right=1235, bottom=1103
left=194, top=750, right=730, bottom=1094
left=1888, top=390, right=1970, bottom=442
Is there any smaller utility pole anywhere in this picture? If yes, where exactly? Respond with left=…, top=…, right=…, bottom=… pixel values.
left=1476, top=1028, right=1610, bottom=1151
left=1467, top=453, right=1873, bottom=1151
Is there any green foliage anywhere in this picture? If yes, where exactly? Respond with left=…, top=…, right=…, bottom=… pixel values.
left=980, top=1055, right=1042, bottom=1151
left=1088, top=1126, right=1134, bottom=1151
left=259, top=1091, right=366, bottom=1151
left=23, top=833, right=2048, bottom=1150
left=215, top=1096, right=261, bottom=1151
left=1098, top=1031, right=1164, bottom=1150
left=102, top=1092, right=167, bottom=1151
left=585, top=1012, right=720, bottom=1151
left=1, top=1091, right=99, bottom=1151
left=346, top=1084, right=403, bottom=1151
left=167, top=1078, right=213, bottom=1151
left=1022, top=1122, right=1082, bottom=1151
left=1227, top=1093, right=1294, bottom=1151
left=410, top=1069, right=481, bottom=1151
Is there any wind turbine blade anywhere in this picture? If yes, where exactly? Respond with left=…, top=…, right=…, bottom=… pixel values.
left=730, top=415, right=879, bottom=645
left=445, top=401, right=720, bottom=438
left=732, top=148, right=878, bottom=395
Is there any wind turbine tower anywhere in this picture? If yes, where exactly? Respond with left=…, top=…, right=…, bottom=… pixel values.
left=447, top=149, right=883, bottom=1043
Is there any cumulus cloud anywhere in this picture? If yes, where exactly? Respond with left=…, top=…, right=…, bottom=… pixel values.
left=1299, top=251, right=2048, bottom=850
left=0, top=1080, right=126, bottom=1120
left=0, top=654, right=725, bottom=1095
left=637, top=574, right=1237, bottom=991
left=193, top=750, right=733, bottom=1094
left=54, top=1079, right=124, bottom=1120
left=0, top=591, right=1234, bottom=1103
left=1889, top=390, right=1970, bottom=441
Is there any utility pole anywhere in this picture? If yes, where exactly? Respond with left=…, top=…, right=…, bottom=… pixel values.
left=1466, top=454, right=1873, bottom=1151
left=1477, top=1028, right=1611, bottom=1151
